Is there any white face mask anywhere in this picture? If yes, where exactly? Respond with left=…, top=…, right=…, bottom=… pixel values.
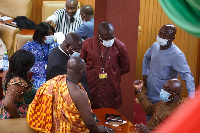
left=102, top=39, right=114, bottom=47
left=70, top=51, right=81, bottom=57
left=69, top=46, right=81, bottom=57
left=160, top=89, right=171, bottom=102
left=44, top=35, right=54, bottom=44
left=156, top=35, right=168, bottom=46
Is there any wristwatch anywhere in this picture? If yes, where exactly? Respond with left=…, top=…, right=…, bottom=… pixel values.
left=135, top=89, right=143, bottom=95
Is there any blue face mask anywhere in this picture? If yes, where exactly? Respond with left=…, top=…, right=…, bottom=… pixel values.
left=44, top=35, right=54, bottom=44
left=160, top=89, right=171, bottom=102
left=70, top=51, right=81, bottom=57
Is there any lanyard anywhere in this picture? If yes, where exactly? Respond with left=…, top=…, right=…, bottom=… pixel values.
left=98, top=42, right=109, bottom=73
left=40, top=44, right=49, bottom=60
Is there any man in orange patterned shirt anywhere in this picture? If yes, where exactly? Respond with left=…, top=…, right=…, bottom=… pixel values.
left=27, top=57, right=112, bottom=132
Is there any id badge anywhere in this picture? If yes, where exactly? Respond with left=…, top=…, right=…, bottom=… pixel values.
left=99, top=73, right=108, bottom=79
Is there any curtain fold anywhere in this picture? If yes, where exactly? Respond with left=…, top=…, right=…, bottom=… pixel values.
left=159, top=0, right=200, bottom=37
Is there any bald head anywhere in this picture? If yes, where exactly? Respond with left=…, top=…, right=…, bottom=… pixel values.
left=67, top=57, right=86, bottom=73
left=159, top=24, right=177, bottom=39
left=163, top=79, right=182, bottom=96
left=98, top=22, right=114, bottom=35
left=97, top=22, right=114, bottom=41
left=81, top=5, right=93, bottom=15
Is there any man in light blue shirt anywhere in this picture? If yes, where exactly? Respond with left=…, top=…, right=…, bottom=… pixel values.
left=142, top=24, right=195, bottom=121
left=74, top=5, right=94, bottom=40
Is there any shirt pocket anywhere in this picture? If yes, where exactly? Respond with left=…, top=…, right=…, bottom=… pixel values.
left=157, top=64, right=171, bottom=80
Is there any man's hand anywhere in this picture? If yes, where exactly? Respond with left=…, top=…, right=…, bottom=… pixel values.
left=97, top=126, right=115, bottom=133
left=47, top=20, right=53, bottom=25
left=133, top=80, right=143, bottom=91
left=135, top=123, right=151, bottom=133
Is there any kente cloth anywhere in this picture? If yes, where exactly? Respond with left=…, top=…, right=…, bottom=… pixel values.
left=27, top=75, right=89, bottom=133
left=0, top=77, right=36, bottom=119
left=136, top=91, right=183, bottom=130
left=80, top=36, right=130, bottom=109
left=21, top=40, right=59, bottom=89
left=142, top=42, right=195, bottom=104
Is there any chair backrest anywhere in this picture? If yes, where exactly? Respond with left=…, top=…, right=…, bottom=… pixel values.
left=0, top=23, right=20, bottom=57
left=42, top=1, right=81, bottom=22
left=0, top=0, right=33, bottom=18
left=0, top=118, right=38, bottom=133
left=14, top=34, right=33, bottom=52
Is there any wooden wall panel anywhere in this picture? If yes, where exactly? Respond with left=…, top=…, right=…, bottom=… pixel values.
left=29, top=0, right=95, bottom=24
left=137, top=0, right=199, bottom=97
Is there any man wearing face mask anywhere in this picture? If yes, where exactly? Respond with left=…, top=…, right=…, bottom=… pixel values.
left=46, top=33, right=90, bottom=99
left=80, top=22, right=130, bottom=109
left=142, top=24, right=195, bottom=121
left=46, top=0, right=82, bottom=35
left=74, top=5, right=94, bottom=40
left=133, top=79, right=183, bottom=132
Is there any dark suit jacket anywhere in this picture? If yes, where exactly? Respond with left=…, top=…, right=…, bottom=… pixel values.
left=46, top=47, right=90, bottom=99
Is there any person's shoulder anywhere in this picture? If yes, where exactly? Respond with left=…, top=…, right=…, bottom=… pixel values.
left=51, top=42, right=59, bottom=47
left=48, top=47, right=60, bottom=62
left=55, top=8, right=65, bottom=13
left=24, top=40, right=35, bottom=46
left=76, top=9, right=81, bottom=14
left=114, top=38, right=123, bottom=44
left=171, top=43, right=183, bottom=54
left=71, top=84, right=88, bottom=100
left=21, top=41, right=36, bottom=50
left=47, top=74, right=66, bottom=84
left=8, top=77, right=28, bottom=88
left=83, top=19, right=94, bottom=27
left=74, top=9, right=81, bottom=18
left=49, top=46, right=59, bottom=54
left=114, top=38, right=127, bottom=48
